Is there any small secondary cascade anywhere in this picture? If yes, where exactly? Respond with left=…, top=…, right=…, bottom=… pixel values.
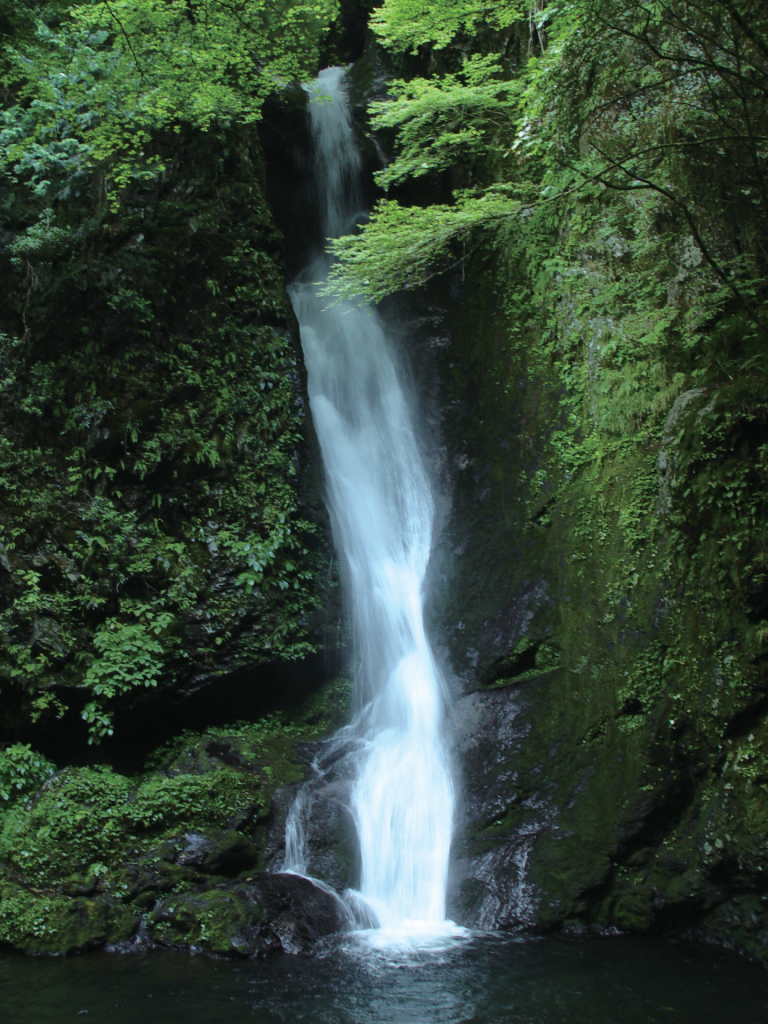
left=288, top=67, right=455, bottom=935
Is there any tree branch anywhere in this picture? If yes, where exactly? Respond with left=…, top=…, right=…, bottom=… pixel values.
left=589, top=140, right=762, bottom=325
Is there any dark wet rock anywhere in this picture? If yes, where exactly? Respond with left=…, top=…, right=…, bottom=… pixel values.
left=294, top=779, right=360, bottom=891
left=175, top=830, right=260, bottom=876
left=265, top=780, right=360, bottom=891
left=205, top=740, right=244, bottom=767
left=449, top=687, right=555, bottom=930
left=263, top=738, right=361, bottom=891
left=148, top=873, right=348, bottom=956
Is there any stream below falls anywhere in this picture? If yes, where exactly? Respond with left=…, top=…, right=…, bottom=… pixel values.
left=2, top=934, right=767, bottom=1024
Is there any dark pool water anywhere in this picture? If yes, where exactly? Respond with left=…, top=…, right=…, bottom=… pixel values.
left=2, top=933, right=766, bottom=1024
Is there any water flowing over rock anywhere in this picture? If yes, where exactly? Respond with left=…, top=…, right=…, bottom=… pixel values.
left=149, top=873, right=348, bottom=956
left=287, top=67, right=455, bottom=935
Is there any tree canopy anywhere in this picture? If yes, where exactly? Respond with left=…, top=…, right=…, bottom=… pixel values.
left=1, top=0, right=339, bottom=198
left=327, top=0, right=768, bottom=350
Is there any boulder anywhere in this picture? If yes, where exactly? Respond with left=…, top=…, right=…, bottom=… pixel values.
left=149, top=873, right=348, bottom=956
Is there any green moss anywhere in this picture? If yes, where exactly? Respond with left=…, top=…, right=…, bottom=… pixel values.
left=442, top=190, right=768, bottom=952
left=0, top=676, right=350, bottom=953
left=149, top=888, right=262, bottom=955
left=0, top=873, right=137, bottom=954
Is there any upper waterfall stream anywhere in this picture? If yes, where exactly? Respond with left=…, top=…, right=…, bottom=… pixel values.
left=287, top=67, right=456, bottom=939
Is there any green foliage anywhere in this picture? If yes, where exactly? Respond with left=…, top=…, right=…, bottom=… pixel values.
left=328, top=0, right=768, bottom=600
left=144, top=674, right=352, bottom=771
left=332, top=0, right=768, bottom=355
left=0, top=875, right=137, bottom=953
left=85, top=608, right=174, bottom=694
left=0, top=748, right=264, bottom=885
left=0, top=679, right=351, bottom=954
left=1, top=0, right=340, bottom=200
left=326, top=188, right=521, bottom=301
left=148, top=887, right=255, bottom=953
left=0, top=678, right=350, bottom=954
left=372, top=54, right=517, bottom=189
left=0, top=744, right=55, bottom=804
left=0, top=123, right=326, bottom=741
left=0, top=0, right=339, bottom=745
left=370, top=0, right=524, bottom=53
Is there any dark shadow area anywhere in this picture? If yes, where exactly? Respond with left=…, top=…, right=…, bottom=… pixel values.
left=18, top=653, right=330, bottom=774
left=259, top=87, right=317, bottom=279
left=723, top=691, right=768, bottom=740
left=320, top=0, right=378, bottom=66
left=258, top=87, right=383, bottom=281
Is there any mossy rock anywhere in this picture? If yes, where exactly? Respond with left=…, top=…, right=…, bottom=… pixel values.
left=148, top=873, right=347, bottom=956
left=0, top=874, right=137, bottom=954
left=0, top=678, right=353, bottom=954
left=429, top=229, right=768, bottom=958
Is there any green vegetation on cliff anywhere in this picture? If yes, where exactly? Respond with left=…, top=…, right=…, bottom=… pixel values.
left=0, top=1, right=341, bottom=742
left=0, top=0, right=350, bottom=959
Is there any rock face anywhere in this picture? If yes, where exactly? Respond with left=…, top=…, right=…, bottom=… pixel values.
left=261, top=741, right=361, bottom=892
left=149, top=873, right=348, bottom=956
left=447, top=687, right=551, bottom=931
left=421, top=255, right=768, bottom=962
left=174, top=830, right=261, bottom=875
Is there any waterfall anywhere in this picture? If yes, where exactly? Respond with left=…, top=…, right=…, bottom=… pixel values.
left=288, top=67, right=455, bottom=936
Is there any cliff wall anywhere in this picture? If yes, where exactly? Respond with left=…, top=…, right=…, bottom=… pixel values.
left=431, top=224, right=768, bottom=962
left=0, top=124, right=332, bottom=753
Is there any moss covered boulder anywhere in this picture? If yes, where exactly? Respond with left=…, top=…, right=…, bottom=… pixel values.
left=148, top=873, right=348, bottom=956
left=0, top=678, right=351, bottom=955
left=0, top=873, right=137, bottom=955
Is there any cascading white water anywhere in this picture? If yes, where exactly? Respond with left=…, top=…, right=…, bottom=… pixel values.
left=288, top=67, right=455, bottom=936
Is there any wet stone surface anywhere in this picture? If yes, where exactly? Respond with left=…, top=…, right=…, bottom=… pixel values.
left=147, top=872, right=349, bottom=957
